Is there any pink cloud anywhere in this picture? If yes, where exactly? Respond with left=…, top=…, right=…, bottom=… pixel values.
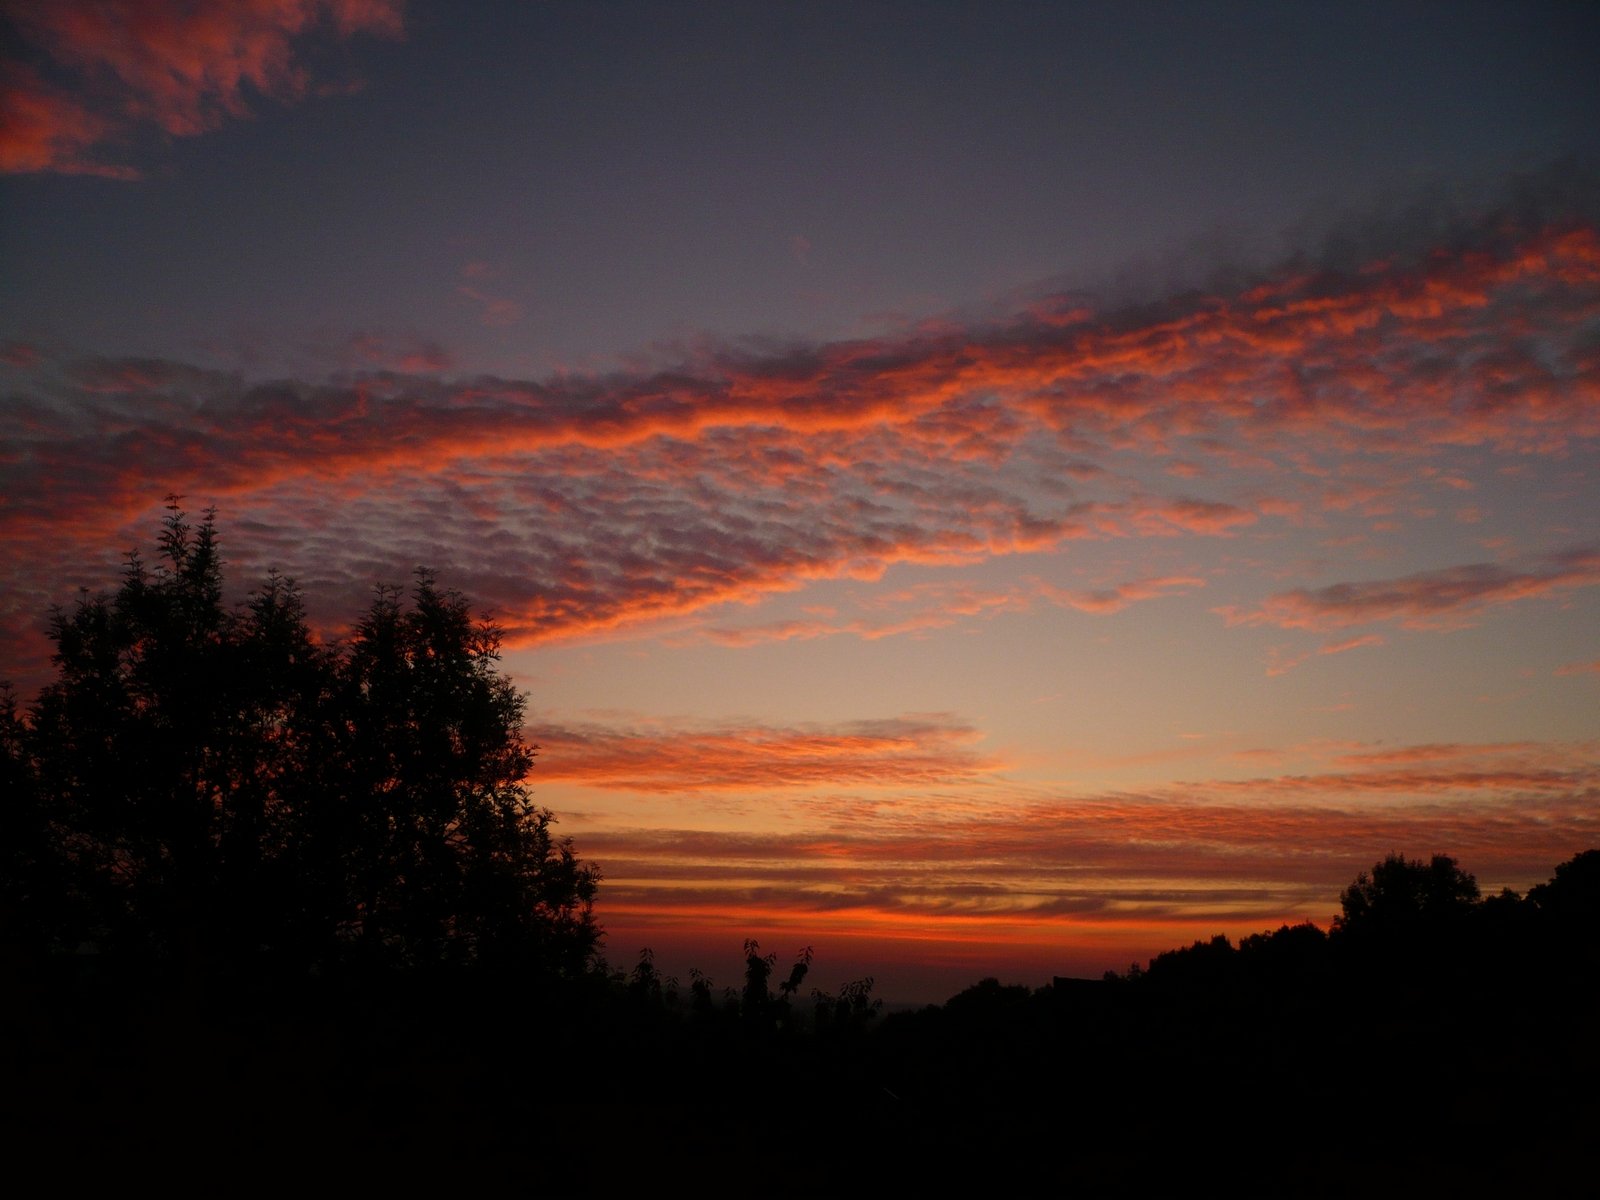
left=343, top=331, right=452, bottom=373
left=456, top=285, right=524, bottom=328
left=1042, top=574, right=1205, bottom=614
left=1319, top=632, right=1385, bottom=655
left=0, top=64, right=135, bottom=178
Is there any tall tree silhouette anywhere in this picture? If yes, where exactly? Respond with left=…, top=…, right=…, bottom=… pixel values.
left=8, top=503, right=597, bottom=977
left=329, top=569, right=598, bottom=971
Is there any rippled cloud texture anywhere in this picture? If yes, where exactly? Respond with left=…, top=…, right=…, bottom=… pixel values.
left=4, top=181, right=1598, bottom=995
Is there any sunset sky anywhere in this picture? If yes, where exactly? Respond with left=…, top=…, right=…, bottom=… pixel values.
left=3, top=1, right=1598, bottom=1001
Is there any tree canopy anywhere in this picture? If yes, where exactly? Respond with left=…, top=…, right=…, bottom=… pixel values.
left=1332, top=852, right=1480, bottom=939
left=2, top=503, right=598, bottom=978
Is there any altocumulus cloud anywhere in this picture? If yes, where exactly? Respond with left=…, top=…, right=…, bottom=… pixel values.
left=2, top=196, right=1599, bottom=695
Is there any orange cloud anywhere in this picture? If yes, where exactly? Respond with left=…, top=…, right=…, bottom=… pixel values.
left=2, top=211, right=1598, bottom=692
left=2, top=0, right=404, bottom=177
left=576, top=767, right=1599, bottom=936
left=1264, top=632, right=1385, bottom=676
left=1330, top=740, right=1548, bottom=767
left=1126, top=499, right=1257, bottom=537
left=1320, top=632, right=1384, bottom=655
left=534, top=713, right=998, bottom=793
left=558, top=727, right=1598, bottom=949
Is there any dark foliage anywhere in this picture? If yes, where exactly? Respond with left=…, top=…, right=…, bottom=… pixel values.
left=2, top=503, right=598, bottom=978
left=1528, top=847, right=1600, bottom=924
left=1333, top=851, right=1481, bottom=938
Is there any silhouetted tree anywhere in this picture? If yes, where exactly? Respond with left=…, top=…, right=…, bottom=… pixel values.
left=1145, top=933, right=1237, bottom=989
left=1333, top=852, right=1480, bottom=939
left=951, top=976, right=1037, bottom=1017
left=321, top=569, right=597, bottom=972
left=23, top=504, right=278, bottom=964
left=1527, top=849, right=1600, bottom=927
left=1526, top=849, right=1600, bottom=991
left=1236, top=921, right=1329, bottom=988
left=688, top=966, right=716, bottom=1017
left=812, top=976, right=882, bottom=1034
left=6, top=503, right=598, bottom=978
left=741, top=937, right=776, bottom=1027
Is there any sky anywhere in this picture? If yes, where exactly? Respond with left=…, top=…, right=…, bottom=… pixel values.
left=2, top=0, right=1598, bottom=1002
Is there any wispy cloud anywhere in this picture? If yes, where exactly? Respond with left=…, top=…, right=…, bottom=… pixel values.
left=456, top=261, right=524, bottom=327
left=577, top=740, right=1600, bottom=932
left=546, top=722, right=1598, bottom=956
left=699, top=574, right=1202, bottom=646
left=1264, top=633, right=1386, bottom=677
left=1224, top=548, right=1600, bottom=632
left=535, top=713, right=998, bottom=793
left=1042, top=574, right=1205, bottom=615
